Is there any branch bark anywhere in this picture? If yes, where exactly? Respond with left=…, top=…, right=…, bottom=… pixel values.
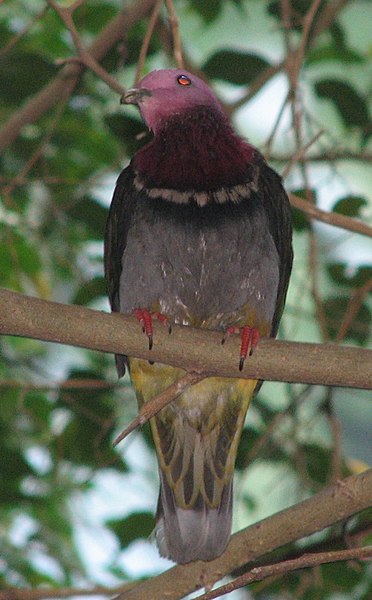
left=2, top=469, right=370, bottom=600
left=117, top=469, right=372, bottom=599
left=198, top=546, right=372, bottom=600
left=289, top=193, right=372, bottom=238
left=0, top=288, right=371, bottom=389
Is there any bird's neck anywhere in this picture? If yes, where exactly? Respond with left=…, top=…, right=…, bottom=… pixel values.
left=134, top=106, right=257, bottom=192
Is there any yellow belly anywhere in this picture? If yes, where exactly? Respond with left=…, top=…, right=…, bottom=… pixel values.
left=129, top=357, right=257, bottom=508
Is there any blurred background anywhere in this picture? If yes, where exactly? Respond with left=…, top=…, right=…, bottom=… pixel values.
left=0, top=1, right=371, bottom=598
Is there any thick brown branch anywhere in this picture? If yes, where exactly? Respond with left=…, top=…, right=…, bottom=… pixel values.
left=0, top=289, right=371, bottom=389
left=117, top=469, right=372, bottom=599
left=4, top=476, right=370, bottom=600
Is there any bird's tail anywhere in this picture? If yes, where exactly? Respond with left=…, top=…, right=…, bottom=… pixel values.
left=150, top=378, right=255, bottom=563
left=155, top=469, right=233, bottom=563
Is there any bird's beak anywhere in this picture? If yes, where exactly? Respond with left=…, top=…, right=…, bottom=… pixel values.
left=120, top=87, right=152, bottom=105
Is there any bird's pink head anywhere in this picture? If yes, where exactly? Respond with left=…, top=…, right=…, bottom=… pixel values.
left=121, top=69, right=225, bottom=133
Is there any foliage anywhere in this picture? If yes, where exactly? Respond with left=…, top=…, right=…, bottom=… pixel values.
left=0, top=0, right=371, bottom=598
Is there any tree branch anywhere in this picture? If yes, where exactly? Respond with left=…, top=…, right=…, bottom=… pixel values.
left=289, top=193, right=372, bottom=238
left=134, top=0, right=163, bottom=83
left=48, top=0, right=126, bottom=95
left=165, top=0, right=185, bottom=68
left=197, top=545, right=372, bottom=600
left=0, top=289, right=371, bottom=389
left=0, top=582, right=136, bottom=600
left=272, top=150, right=372, bottom=163
left=117, top=469, right=372, bottom=599
left=2, top=470, right=370, bottom=600
left=113, top=371, right=205, bottom=445
left=0, top=0, right=157, bottom=153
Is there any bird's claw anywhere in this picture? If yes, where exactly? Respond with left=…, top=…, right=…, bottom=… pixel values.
left=222, top=326, right=260, bottom=371
left=133, top=308, right=171, bottom=350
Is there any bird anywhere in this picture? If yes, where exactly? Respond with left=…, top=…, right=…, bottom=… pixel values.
left=104, top=68, right=293, bottom=564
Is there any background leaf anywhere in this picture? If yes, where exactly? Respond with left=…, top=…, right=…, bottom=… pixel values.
left=314, top=79, right=370, bottom=129
left=203, top=49, right=270, bottom=84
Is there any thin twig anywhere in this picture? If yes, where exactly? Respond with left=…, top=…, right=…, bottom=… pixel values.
left=272, top=150, right=372, bottom=163
left=264, top=89, right=291, bottom=159
left=165, top=0, right=184, bottom=68
left=289, top=193, right=372, bottom=238
left=281, top=0, right=337, bottom=346
left=282, top=130, right=324, bottom=177
left=48, top=0, right=126, bottom=95
left=336, top=279, right=372, bottom=343
left=0, top=0, right=156, bottom=153
left=309, top=230, right=329, bottom=341
left=113, top=371, right=205, bottom=446
left=293, top=0, right=322, bottom=79
left=326, top=396, right=343, bottom=482
left=134, top=0, right=163, bottom=83
left=311, top=0, right=350, bottom=41
left=228, top=63, right=283, bottom=112
left=196, top=546, right=372, bottom=600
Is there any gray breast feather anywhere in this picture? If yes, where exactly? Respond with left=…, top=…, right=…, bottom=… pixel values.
left=119, top=203, right=279, bottom=328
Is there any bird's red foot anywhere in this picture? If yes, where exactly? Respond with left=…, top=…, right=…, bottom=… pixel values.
left=133, top=308, right=171, bottom=350
left=222, top=326, right=260, bottom=371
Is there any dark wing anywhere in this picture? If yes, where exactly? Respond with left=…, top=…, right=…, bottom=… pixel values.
left=258, top=159, right=293, bottom=337
left=104, top=163, right=137, bottom=376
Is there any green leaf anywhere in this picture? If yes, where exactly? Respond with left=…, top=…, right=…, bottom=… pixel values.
left=0, top=423, right=33, bottom=503
left=314, top=79, right=369, bottom=129
left=268, top=1, right=316, bottom=28
left=302, top=443, right=333, bottom=485
left=0, top=229, right=42, bottom=288
left=190, top=0, right=223, bottom=22
left=328, top=22, right=346, bottom=48
left=290, top=189, right=318, bottom=231
left=65, top=196, right=108, bottom=240
left=124, top=22, right=162, bottom=65
left=55, top=369, right=118, bottom=467
left=327, top=263, right=372, bottom=288
left=307, top=45, right=365, bottom=65
left=107, top=512, right=155, bottom=547
left=203, top=49, right=270, bottom=85
left=332, top=195, right=368, bottom=217
left=24, top=392, right=52, bottom=427
left=74, top=3, right=116, bottom=34
left=323, top=296, right=371, bottom=345
left=321, top=560, right=365, bottom=590
left=291, top=207, right=309, bottom=231
left=0, top=54, right=56, bottom=104
left=73, top=276, right=106, bottom=306
left=235, top=426, right=261, bottom=470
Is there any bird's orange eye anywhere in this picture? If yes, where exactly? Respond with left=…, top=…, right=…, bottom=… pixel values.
left=177, top=74, right=191, bottom=86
